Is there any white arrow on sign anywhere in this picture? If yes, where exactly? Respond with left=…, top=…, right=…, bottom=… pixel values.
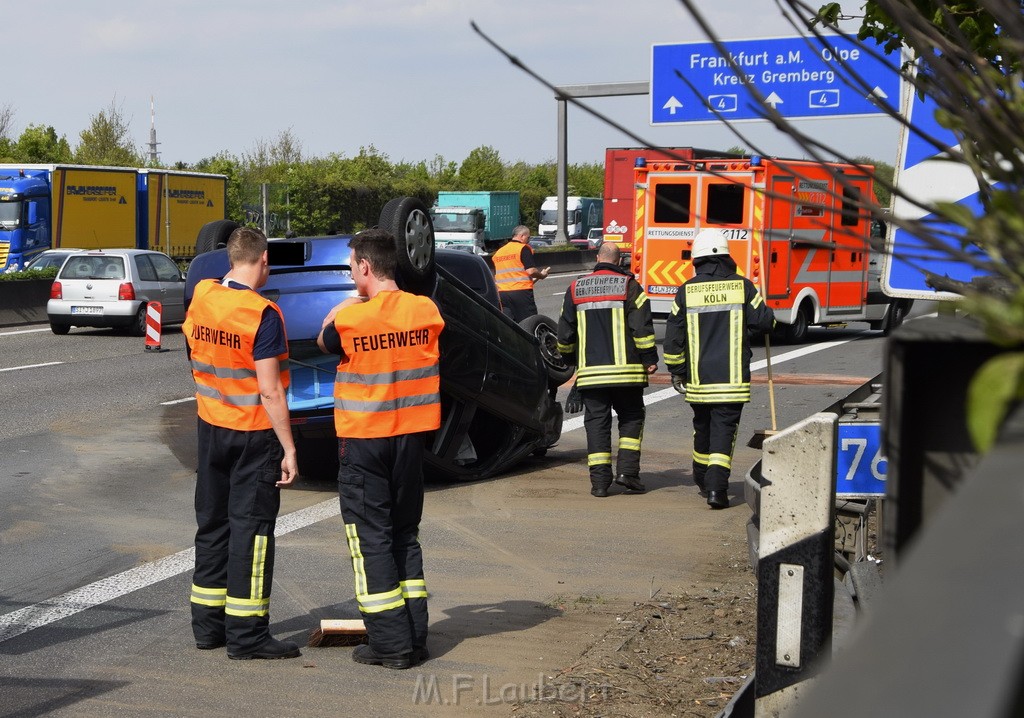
left=662, top=96, right=683, bottom=115
left=764, top=92, right=784, bottom=109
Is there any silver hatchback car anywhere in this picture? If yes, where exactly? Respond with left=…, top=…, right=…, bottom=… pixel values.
left=46, top=249, right=186, bottom=335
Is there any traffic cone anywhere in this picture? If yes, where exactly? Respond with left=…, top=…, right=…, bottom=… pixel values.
left=145, top=301, right=167, bottom=352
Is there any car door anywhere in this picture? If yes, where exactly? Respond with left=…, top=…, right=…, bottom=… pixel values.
left=148, top=253, right=186, bottom=323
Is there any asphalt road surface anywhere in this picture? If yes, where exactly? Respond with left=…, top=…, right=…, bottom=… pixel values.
left=0, top=287, right=929, bottom=717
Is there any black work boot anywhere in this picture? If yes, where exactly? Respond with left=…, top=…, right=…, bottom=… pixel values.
left=352, top=643, right=411, bottom=670
left=707, top=490, right=729, bottom=509
left=591, top=482, right=610, bottom=498
left=614, top=474, right=646, bottom=493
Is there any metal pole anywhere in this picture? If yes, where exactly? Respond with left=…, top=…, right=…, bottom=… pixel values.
left=555, top=99, right=568, bottom=246
left=261, top=183, right=269, bottom=237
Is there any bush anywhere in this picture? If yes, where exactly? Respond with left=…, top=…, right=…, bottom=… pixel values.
left=0, top=267, right=58, bottom=281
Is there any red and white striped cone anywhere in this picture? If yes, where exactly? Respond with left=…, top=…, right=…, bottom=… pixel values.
left=145, top=301, right=166, bottom=352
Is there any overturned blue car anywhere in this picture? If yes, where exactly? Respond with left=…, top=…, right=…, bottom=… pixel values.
left=185, top=197, right=567, bottom=481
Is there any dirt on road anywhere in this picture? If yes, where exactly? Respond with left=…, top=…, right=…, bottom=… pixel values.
left=511, top=539, right=757, bottom=718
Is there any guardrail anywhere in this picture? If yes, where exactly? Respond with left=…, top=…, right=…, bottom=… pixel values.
left=0, top=278, right=51, bottom=327
left=722, top=315, right=1022, bottom=718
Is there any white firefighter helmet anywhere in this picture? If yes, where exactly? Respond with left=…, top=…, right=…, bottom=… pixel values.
left=691, top=229, right=730, bottom=259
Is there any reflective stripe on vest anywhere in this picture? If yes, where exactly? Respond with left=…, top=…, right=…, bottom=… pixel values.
left=333, top=290, right=444, bottom=439
left=492, top=241, right=533, bottom=291
left=183, top=280, right=290, bottom=431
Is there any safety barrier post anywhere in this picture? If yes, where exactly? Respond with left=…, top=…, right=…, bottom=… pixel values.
left=145, top=301, right=166, bottom=353
left=754, top=412, right=837, bottom=717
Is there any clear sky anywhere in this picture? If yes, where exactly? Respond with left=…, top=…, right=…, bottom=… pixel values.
left=5, top=1, right=900, bottom=167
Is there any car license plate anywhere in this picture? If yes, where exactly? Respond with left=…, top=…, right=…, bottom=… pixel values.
left=71, top=306, right=103, bottom=316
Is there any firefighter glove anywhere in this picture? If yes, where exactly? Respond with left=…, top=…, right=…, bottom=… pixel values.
left=671, top=375, right=686, bottom=395
left=565, top=382, right=583, bottom=414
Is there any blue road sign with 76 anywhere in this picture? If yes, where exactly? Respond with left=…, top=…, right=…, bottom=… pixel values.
left=651, top=35, right=901, bottom=125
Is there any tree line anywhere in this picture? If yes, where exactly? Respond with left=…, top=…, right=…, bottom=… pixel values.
left=0, top=99, right=893, bottom=239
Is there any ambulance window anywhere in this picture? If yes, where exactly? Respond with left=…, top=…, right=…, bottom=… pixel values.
left=653, top=184, right=691, bottom=223
left=705, top=183, right=745, bottom=224
left=841, top=187, right=861, bottom=227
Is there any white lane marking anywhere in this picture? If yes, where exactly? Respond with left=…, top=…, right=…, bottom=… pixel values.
left=0, top=327, right=49, bottom=337
left=0, top=499, right=340, bottom=644
left=0, top=361, right=63, bottom=373
left=0, top=332, right=864, bottom=643
left=561, top=334, right=864, bottom=432
left=161, top=396, right=196, bottom=406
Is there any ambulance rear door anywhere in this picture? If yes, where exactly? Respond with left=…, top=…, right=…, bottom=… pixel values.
left=639, top=169, right=698, bottom=313
left=694, top=164, right=757, bottom=283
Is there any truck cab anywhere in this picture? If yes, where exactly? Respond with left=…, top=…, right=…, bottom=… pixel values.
left=538, top=196, right=603, bottom=240
left=0, top=169, right=52, bottom=270
left=430, top=206, right=487, bottom=254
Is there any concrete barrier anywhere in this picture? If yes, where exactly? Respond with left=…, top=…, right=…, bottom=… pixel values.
left=0, top=278, right=52, bottom=327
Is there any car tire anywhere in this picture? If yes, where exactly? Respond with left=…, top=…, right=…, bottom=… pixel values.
left=519, top=314, right=575, bottom=388
left=379, top=197, right=436, bottom=295
left=50, top=322, right=70, bottom=335
left=782, top=302, right=810, bottom=343
left=882, top=299, right=912, bottom=336
left=129, top=304, right=148, bottom=337
left=196, top=219, right=240, bottom=255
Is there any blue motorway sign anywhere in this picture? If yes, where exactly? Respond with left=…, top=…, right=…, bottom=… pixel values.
left=651, top=35, right=901, bottom=125
left=882, top=83, right=990, bottom=298
left=836, top=423, right=887, bottom=497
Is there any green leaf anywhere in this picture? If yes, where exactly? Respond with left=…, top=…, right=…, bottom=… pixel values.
left=967, top=352, right=1024, bottom=452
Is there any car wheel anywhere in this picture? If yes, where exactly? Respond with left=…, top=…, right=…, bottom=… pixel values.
left=196, top=219, right=240, bottom=255
left=519, top=314, right=575, bottom=388
left=129, top=304, right=147, bottom=337
left=882, top=299, right=912, bottom=336
left=50, top=322, right=70, bottom=335
left=379, top=197, right=436, bottom=294
left=782, top=303, right=810, bottom=343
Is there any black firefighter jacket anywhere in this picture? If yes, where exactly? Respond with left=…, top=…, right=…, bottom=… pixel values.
left=663, top=256, right=775, bottom=404
left=557, top=262, right=659, bottom=389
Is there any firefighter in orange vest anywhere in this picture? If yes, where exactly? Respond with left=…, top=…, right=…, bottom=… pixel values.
left=317, top=228, right=445, bottom=670
left=492, top=224, right=550, bottom=321
left=663, top=229, right=775, bottom=509
left=183, top=226, right=301, bottom=660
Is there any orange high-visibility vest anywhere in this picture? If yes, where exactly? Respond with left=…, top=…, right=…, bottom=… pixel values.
left=184, top=279, right=290, bottom=431
left=332, top=290, right=444, bottom=439
left=492, top=240, right=533, bottom=292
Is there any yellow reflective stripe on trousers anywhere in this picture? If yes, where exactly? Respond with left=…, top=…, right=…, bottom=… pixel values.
left=709, top=453, right=732, bottom=470
left=345, top=523, right=367, bottom=598
left=619, top=436, right=641, bottom=452
left=401, top=578, right=428, bottom=599
left=250, top=534, right=268, bottom=604
left=692, top=450, right=710, bottom=467
left=358, top=586, right=405, bottom=614
left=225, top=595, right=270, bottom=617
left=588, top=452, right=612, bottom=467
left=190, top=584, right=227, bottom=607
